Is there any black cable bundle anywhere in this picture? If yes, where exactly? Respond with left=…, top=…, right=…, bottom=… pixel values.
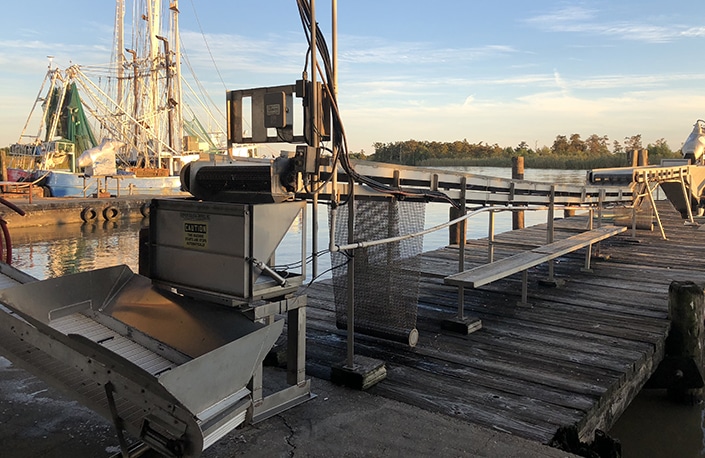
left=295, top=0, right=460, bottom=209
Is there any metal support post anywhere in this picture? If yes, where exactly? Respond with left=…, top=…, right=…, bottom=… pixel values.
left=250, top=296, right=312, bottom=423
left=488, top=209, right=495, bottom=263
left=631, top=204, right=637, bottom=239
left=249, top=363, right=263, bottom=404
left=312, top=190, right=319, bottom=278
left=546, top=185, right=556, bottom=282
left=104, top=382, right=130, bottom=458
left=457, top=177, right=467, bottom=320
left=595, top=189, right=605, bottom=258
left=346, top=191, right=355, bottom=369
left=441, top=177, right=481, bottom=334
left=520, top=270, right=529, bottom=306
left=287, top=305, right=307, bottom=385
left=582, top=208, right=594, bottom=272
left=679, top=174, right=696, bottom=224
left=645, top=181, right=667, bottom=240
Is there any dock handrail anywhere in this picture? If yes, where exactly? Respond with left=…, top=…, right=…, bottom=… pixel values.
left=330, top=204, right=576, bottom=252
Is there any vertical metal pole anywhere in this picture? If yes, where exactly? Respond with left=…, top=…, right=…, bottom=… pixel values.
left=288, top=305, right=307, bottom=385
left=312, top=193, right=319, bottom=278
left=488, top=210, right=495, bottom=263
left=646, top=182, right=667, bottom=240
left=679, top=174, right=695, bottom=223
left=521, top=270, right=528, bottom=305
left=595, top=188, right=605, bottom=258
left=346, top=190, right=355, bottom=368
left=249, top=363, right=263, bottom=404
left=547, top=185, right=555, bottom=282
left=329, top=0, right=339, bottom=253
left=332, top=0, right=338, bottom=93
left=310, top=0, right=319, bottom=279
left=341, top=0, right=353, bottom=360
left=104, top=382, right=130, bottom=458
left=631, top=204, right=637, bottom=239
left=310, top=0, right=318, bottom=148
left=584, top=208, right=594, bottom=271
left=301, top=205, right=307, bottom=280
left=457, top=177, right=467, bottom=320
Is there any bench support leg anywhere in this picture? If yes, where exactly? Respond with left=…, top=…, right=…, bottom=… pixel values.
left=519, top=269, right=529, bottom=306
left=546, top=187, right=556, bottom=283
left=582, top=244, right=594, bottom=272
left=442, top=181, right=482, bottom=335
left=582, top=208, right=595, bottom=273
left=442, top=286, right=482, bottom=335
left=487, top=210, right=495, bottom=263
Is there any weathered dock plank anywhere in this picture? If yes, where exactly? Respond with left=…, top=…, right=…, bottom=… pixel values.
left=299, top=200, right=692, bottom=445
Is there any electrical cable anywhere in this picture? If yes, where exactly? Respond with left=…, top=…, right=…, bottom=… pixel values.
left=294, top=0, right=460, bottom=209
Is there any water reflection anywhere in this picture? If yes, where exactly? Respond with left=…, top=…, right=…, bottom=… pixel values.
left=610, top=389, right=705, bottom=457
left=10, top=219, right=145, bottom=280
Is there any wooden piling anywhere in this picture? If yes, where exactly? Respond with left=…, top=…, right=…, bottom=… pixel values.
left=647, top=280, right=705, bottom=402
left=667, top=281, right=705, bottom=401
left=627, top=149, right=649, bottom=167
left=449, top=206, right=465, bottom=245
left=512, top=157, right=525, bottom=230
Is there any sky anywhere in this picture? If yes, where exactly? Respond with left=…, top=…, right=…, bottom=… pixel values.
left=1, top=0, right=704, bottom=155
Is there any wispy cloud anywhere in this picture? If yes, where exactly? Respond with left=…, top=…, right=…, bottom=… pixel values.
left=0, top=39, right=112, bottom=74
left=340, top=37, right=517, bottom=65
left=180, top=30, right=306, bottom=78
left=525, top=6, right=701, bottom=43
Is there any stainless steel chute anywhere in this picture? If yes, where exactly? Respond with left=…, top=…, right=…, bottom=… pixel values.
left=0, top=265, right=292, bottom=456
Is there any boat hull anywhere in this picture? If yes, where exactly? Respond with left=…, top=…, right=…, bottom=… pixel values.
left=6, top=168, right=34, bottom=182
left=45, top=171, right=183, bottom=197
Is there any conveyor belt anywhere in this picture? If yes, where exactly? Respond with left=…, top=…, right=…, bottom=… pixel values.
left=50, top=313, right=178, bottom=376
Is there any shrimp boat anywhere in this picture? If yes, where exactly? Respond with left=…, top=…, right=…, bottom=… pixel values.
left=8, top=0, right=225, bottom=197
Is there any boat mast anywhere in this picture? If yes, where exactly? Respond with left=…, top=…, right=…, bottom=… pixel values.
left=17, top=58, right=55, bottom=143
left=171, top=0, right=183, bottom=153
left=148, top=0, right=161, bottom=167
left=45, top=72, right=69, bottom=143
left=115, top=0, right=125, bottom=107
left=115, top=0, right=128, bottom=151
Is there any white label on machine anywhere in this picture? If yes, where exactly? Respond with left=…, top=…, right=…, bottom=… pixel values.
left=184, top=221, right=208, bottom=249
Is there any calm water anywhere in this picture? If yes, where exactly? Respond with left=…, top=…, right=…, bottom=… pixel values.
left=5, top=166, right=699, bottom=457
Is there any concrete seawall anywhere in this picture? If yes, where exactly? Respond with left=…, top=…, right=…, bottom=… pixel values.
left=0, top=196, right=154, bottom=227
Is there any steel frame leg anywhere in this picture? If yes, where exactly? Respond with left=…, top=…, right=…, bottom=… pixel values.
left=249, top=297, right=312, bottom=424
left=105, top=382, right=130, bottom=458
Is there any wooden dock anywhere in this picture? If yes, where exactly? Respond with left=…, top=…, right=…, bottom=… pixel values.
left=300, top=200, right=700, bottom=444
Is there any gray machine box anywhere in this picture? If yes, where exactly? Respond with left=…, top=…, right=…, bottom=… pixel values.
left=263, top=91, right=291, bottom=129
left=149, top=198, right=305, bottom=305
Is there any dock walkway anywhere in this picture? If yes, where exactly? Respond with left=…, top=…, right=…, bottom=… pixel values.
left=303, top=200, right=696, bottom=444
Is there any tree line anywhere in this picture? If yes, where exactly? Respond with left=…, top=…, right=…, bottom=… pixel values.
left=362, top=134, right=681, bottom=169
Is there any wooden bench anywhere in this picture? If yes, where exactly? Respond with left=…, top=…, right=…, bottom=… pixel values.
left=444, top=225, right=627, bottom=305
